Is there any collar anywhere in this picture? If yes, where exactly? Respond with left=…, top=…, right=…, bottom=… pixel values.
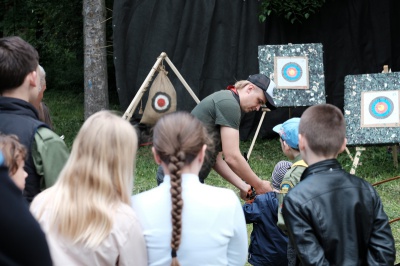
left=162, top=173, right=201, bottom=187
left=0, top=96, right=39, bottom=119
left=300, top=159, right=342, bottom=181
left=226, top=85, right=240, bottom=104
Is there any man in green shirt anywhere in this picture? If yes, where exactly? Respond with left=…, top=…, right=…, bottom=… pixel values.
left=157, top=74, right=276, bottom=199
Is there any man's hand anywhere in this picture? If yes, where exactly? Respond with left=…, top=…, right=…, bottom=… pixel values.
left=254, top=180, right=273, bottom=195
left=240, top=184, right=251, bottom=200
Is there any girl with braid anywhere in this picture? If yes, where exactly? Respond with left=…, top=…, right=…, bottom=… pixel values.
left=132, top=111, right=248, bottom=266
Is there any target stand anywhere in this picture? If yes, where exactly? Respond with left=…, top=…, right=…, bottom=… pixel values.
left=122, top=52, right=200, bottom=122
left=344, top=65, right=400, bottom=175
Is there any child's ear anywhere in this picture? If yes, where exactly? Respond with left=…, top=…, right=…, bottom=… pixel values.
left=338, top=138, right=347, bottom=154
left=151, top=147, right=162, bottom=165
left=298, top=134, right=306, bottom=151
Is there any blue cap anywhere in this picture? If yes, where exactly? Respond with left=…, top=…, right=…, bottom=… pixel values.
left=273, top=117, right=300, bottom=149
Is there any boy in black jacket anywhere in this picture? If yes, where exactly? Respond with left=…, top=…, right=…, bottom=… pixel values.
left=282, top=104, right=395, bottom=265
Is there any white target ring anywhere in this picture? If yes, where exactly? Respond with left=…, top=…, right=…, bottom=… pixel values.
left=152, top=92, right=171, bottom=113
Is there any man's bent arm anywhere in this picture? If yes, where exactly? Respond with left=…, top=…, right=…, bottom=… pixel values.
left=213, top=152, right=250, bottom=199
left=220, top=126, right=272, bottom=194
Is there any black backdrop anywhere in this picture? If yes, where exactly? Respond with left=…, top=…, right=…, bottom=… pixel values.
left=113, top=0, right=400, bottom=140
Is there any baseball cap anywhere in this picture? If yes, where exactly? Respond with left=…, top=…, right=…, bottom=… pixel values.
left=273, top=117, right=300, bottom=149
left=247, top=74, right=276, bottom=110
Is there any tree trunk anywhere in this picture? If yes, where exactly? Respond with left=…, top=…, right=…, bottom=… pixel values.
left=83, top=0, right=108, bottom=119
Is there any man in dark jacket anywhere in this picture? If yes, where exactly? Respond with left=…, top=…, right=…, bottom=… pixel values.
left=0, top=36, right=69, bottom=203
left=282, top=104, right=395, bottom=265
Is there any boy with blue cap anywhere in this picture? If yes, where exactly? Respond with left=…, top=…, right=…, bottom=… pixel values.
left=273, top=117, right=307, bottom=266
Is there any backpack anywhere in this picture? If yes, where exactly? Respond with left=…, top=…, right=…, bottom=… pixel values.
left=277, top=160, right=307, bottom=233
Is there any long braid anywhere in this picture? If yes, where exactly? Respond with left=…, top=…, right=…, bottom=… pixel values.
left=152, top=111, right=215, bottom=265
left=169, top=151, right=185, bottom=266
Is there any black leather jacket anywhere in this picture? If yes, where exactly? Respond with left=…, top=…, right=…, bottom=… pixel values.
left=282, top=159, right=395, bottom=265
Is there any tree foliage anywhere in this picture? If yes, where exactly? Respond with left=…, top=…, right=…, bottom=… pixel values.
left=0, top=0, right=84, bottom=89
left=259, top=0, right=327, bottom=24
left=0, top=0, right=114, bottom=94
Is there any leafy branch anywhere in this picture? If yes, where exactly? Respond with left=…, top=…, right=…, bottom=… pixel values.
left=259, top=0, right=326, bottom=24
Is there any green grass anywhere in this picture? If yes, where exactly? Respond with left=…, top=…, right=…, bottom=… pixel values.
left=46, top=88, right=400, bottom=264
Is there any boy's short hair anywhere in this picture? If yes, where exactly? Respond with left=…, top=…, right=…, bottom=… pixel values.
left=299, top=104, right=345, bottom=157
left=0, top=36, right=39, bottom=93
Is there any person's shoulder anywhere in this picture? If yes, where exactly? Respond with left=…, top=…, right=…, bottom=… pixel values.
left=112, top=203, right=143, bottom=239
left=116, top=203, right=138, bottom=220
left=30, top=188, right=53, bottom=213
left=35, top=126, right=62, bottom=141
left=207, top=90, right=235, bottom=103
left=131, top=185, right=164, bottom=208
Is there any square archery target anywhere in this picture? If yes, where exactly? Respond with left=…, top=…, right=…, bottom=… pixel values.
left=258, top=43, right=325, bottom=107
left=274, top=56, right=309, bottom=89
left=361, top=90, right=400, bottom=127
left=344, top=71, right=400, bottom=145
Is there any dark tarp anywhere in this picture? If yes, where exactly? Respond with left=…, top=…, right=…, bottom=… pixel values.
left=113, top=0, right=400, bottom=141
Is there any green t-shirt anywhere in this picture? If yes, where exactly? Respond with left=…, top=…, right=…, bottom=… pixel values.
left=191, top=90, right=241, bottom=152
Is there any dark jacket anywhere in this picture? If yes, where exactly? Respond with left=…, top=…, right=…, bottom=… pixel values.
left=243, top=192, right=288, bottom=266
left=0, top=97, right=47, bottom=202
left=282, top=159, right=395, bottom=266
left=0, top=153, right=52, bottom=266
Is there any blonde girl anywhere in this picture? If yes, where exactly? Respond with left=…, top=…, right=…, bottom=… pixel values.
left=30, top=111, right=147, bottom=266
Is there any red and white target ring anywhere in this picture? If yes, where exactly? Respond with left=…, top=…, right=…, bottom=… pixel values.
left=151, top=92, right=171, bottom=113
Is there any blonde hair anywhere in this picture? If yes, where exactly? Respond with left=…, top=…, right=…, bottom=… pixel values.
left=234, top=80, right=251, bottom=90
left=35, top=110, right=138, bottom=248
left=0, top=134, right=27, bottom=175
left=153, top=111, right=212, bottom=266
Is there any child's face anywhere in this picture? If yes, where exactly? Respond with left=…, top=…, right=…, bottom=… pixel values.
left=11, top=158, right=28, bottom=191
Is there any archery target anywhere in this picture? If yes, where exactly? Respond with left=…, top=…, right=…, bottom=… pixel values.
left=274, top=56, right=309, bottom=89
left=361, top=90, right=400, bottom=127
left=369, top=97, right=393, bottom=119
left=282, top=62, right=302, bottom=82
left=151, top=92, right=171, bottom=113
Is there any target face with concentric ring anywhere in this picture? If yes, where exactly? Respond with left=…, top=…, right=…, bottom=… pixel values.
left=369, top=96, right=394, bottom=119
left=282, top=62, right=302, bottom=82
left=152, top=92, right=171, bottom=113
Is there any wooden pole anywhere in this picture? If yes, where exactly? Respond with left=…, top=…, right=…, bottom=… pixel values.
left=164, top=56, right=200, bottom=104
left=372, top=175, right=400, bottom=187
left=122, top=52, right=167, bottom=121
left=246, top=107, right=269, bottom=161
left=349, top=147, right=365, bottom=175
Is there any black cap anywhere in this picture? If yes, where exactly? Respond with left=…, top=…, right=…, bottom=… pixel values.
left=247, top=74, right=276, bottom=110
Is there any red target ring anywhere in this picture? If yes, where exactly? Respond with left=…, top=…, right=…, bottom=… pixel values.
left=152, top=92, right=171, bottom=113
